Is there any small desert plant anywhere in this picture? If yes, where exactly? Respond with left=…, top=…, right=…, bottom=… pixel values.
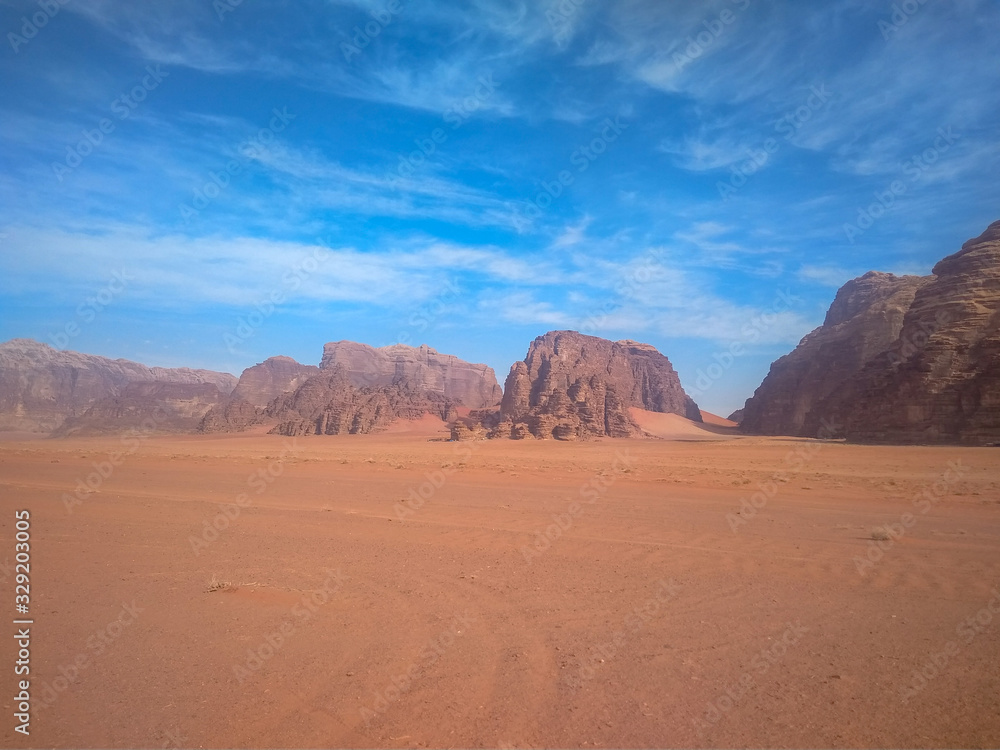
left=206, top=574, right=233, bottom=593
left=870, top=527, right=891, bottom=541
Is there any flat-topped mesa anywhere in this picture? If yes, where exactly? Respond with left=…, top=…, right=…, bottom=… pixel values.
left=484, top=330, right=700, bottom=440
left=0, top=338, right=237, bottom=433
left=738, top=219, right=1000, bottom=445
left=738, top=272, right=930, bottom=437
left=319, top=340, right=502, bottom=409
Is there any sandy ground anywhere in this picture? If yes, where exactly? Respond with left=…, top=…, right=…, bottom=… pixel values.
left=1, top=425, right=999, bottom=748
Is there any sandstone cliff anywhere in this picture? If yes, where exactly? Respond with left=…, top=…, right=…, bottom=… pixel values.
left=53, top=382, right=227, bottom=436
left=200, top=342, right=497, bottom=434
left=265, top=366, right=458, bottom=436
left=230, top=356, right=320, bottom=408
left=472, top=331, right=700, bottom=440
left=738, top=272, right=929, bottom=436
left=739, top=220, right=1000, bottom=444
left=0, top=339, right=237, bottom=433
left=320, top=341, right=501, bottom=408
left=825, top=221, right=1000, bottom=444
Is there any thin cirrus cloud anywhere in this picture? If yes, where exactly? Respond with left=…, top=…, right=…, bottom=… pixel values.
left=1, top=0, right=997, bottom=414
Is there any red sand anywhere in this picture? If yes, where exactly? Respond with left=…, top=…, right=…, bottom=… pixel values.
left=1, top=433, right=998, bottom=747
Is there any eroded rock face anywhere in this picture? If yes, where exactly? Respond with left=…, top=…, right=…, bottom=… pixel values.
left=738, top=272, right=930, bottom=437
left=54, top=382, right=227, bottom=436
left=487, top=331, right=700, bottom=440
left=320, top=341, right=501, bottom=408
left=230, top=356, right=320, bottom=408
left=200, top=355, right=319, bottom=432
left=199, top=397, right=266, bottom=434
left=740, top=220, right=1000, bottom=444
left=265, top=367, right=458, bottom=436
left=825, top=221, right=1000, bottom=444
left=201, top=343, right=496, bottom=434
left=0, top=339, right=237, bottom=433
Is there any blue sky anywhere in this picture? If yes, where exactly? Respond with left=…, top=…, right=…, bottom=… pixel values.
left=1, top=0, right=997, bottom=416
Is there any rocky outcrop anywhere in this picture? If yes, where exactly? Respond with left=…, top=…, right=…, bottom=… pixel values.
left=200, top=342, right=496, bottom=434
left=265, top=367, right=458, bottom=436
left=0, top=339, right=237, bottom=433
left=824, top=221, right=1000, bottom=444
left=320, top=341, right=501, bottom=408
left=199, top=397, right=267, bottom=433
left=483, top=331, right=700, bottom=440
left=230, top=356, right=320, bottom=408
left=199, top=355, right=320, bottom=432
left=53, top=382, right=227, bottom=436
left=738, top=272, right=930, bottom=436
left=739, top=220, right=1000, bottom=444
left=727, top=408, right=744, bottom=424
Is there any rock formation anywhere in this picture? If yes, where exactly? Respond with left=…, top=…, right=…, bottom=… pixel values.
left=53, top=382, right=227, bottom=437
left=230, top=356, right=320, bottom=408
left=475, top=331, right=700, bottom=440
left=826, top=221, right=1000, bottom=444
left=320, top=341, right=502, bottom=408
left=200, top=342, right=499, bottom=435
left=265, top=367, right=458, bottom=436
left=727, top=408, right=744, bottom=424
left=0, top=339, right=237, bottom=433
left=739, top=220, right=1000, bottom=445
left=739, top=272, right=929, bottom=436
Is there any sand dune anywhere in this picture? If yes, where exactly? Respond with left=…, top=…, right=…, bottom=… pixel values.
left=699, top=410, right=739, bottom=428
left=630, top=407, right=740, bottom=440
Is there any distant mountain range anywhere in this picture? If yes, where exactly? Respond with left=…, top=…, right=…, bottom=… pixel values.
left=1, top=220, right=997, bottom=444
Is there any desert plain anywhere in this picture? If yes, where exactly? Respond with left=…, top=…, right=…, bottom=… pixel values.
left=2, top=416, right=999, bottom=748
